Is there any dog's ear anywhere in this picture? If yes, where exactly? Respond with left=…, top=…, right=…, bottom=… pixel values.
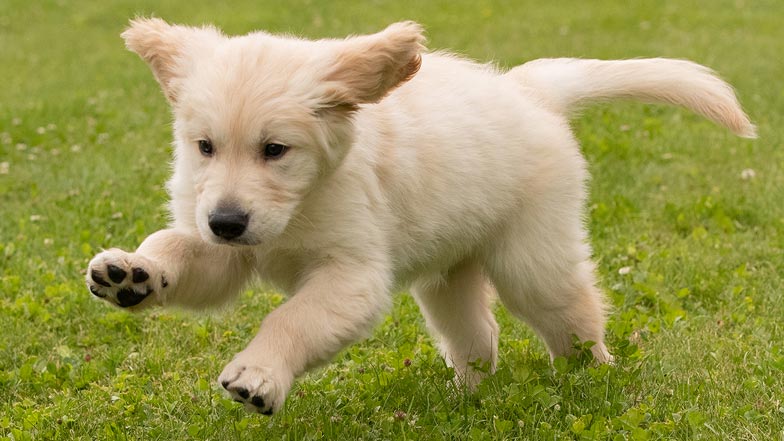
left=320, top=21, right=425, bottom=107
left=122, top=18, right=219, bottom=103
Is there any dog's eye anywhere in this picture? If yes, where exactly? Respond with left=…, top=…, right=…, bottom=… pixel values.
left=198, top=139, right=214, bottom=157
left=263, top=143, right=288, bottom=160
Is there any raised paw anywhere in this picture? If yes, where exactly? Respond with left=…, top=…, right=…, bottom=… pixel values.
left=218, top=356, right=292, bottom=415
left=86, top=249, right=165, bottom=308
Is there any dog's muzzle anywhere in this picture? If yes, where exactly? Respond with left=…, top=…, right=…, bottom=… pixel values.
left=208, top=206, right=249, bottom=241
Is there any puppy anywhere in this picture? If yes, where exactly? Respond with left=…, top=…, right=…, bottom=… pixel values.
left=86, top=19, right=755, bottom=414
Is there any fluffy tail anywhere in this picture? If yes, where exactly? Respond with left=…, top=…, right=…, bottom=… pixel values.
left=506, top=58, right=756, bottom=138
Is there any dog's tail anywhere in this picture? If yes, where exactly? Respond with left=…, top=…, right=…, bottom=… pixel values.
left=506, top=58, right=756, bottom=138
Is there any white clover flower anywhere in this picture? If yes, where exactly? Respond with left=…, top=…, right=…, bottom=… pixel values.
left=740, top=168, right=756, bottom=180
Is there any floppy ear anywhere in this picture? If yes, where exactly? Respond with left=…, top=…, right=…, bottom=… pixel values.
left=122, top=18, right=217, bottom=103
left=321, top=21, right=426, bottom=106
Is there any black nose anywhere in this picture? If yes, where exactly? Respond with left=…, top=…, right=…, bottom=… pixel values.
left=208, top=208, right=249, bottom=240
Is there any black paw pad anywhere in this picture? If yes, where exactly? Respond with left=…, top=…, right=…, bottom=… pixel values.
left=107, top=264, right=127, bottom=283
left=251, top=396, right=265, bottom=408
left=89, top=285, right=106, bottom=298
left=132, top=267, right=149, bottom=283
left=261, top=408, right=273, bottom=416
left=237, top=388, right=250, bottom=399
left=91, top=270, right=111, bottom=287
left=116, top=288, right=149, bottom=307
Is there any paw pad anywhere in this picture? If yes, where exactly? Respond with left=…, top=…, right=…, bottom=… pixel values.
left=107, top=264, right=127, bottom=283
left=91, top=270, right=111, bottom=287
left=86, top=250, right=160, bottom=308
left=218, top=364, right=284, bottom=415
left=132, top=267, right=149, bottom=283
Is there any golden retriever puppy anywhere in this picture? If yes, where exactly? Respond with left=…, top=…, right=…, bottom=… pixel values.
left=86, top=19, right=755, bottom=414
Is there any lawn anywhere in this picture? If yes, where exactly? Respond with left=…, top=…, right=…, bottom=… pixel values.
left=1, top=0, right=783, bottom=439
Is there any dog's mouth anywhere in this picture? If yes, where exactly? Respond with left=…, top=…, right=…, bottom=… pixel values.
left=211, top=235, right=262, bottom=247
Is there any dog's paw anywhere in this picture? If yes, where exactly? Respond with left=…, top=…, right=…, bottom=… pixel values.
left=86, top=249, right=165, bottom=308
left=218, top=356, right=292, bottom=415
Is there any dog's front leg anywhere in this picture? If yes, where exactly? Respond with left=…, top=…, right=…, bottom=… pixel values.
left=85, top=229, right=252, bottom=309
left=219, top=260, right=391, bottom=414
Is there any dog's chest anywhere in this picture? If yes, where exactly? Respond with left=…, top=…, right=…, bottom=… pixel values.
left=251, top=248, right=307, bottom=295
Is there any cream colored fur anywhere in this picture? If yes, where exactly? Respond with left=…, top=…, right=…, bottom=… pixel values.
left=86, top=18, right=755, bottom=414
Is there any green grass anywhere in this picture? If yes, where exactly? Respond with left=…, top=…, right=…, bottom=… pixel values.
left=1, top=0, right=783, bottom=439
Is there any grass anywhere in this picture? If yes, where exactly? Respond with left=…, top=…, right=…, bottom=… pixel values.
left=1, top=0, right=783, bottom=439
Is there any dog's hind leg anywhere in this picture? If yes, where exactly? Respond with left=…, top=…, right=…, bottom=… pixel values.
left=483, top=215, right=612, bottom=364
left=411, top=260, right=499, bottom=390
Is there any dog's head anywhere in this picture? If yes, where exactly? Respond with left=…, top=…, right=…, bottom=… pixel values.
left=122, top=18, right=424, bottom=245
